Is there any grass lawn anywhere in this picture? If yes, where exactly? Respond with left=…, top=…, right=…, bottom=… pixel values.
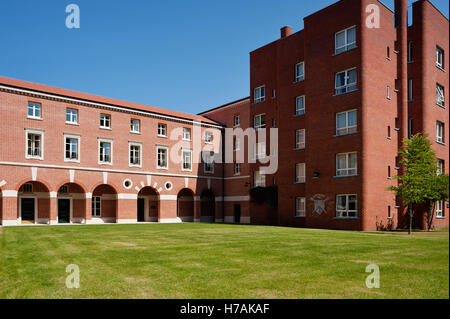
left=0, top=223, right=448, bottom=299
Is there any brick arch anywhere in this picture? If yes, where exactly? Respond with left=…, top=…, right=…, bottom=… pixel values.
left=15, top=178, right=52, bottom=192
left=173, top=185, right=196, bottom=197
left=177, top=188, right=195, bottom=221
left=90, top=182, right=119, bottom=194
left=55, top=180, right=88, bottom=194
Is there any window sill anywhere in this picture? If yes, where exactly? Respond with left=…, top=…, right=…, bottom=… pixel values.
left=386, top=57, right=391, bottom=61
left=332, top=46, right=358, bottom=56
left=407, top=60, right=414, bottom=64
left=182, top=139, right=191, bottom=142
left=436, top=141, right=446, bottom=146
left=294, top=147, right=305, bottom=151
left=334, top=217, right=358, bottom=220
left=293, top=114, right=305, bottom=118
left=252, top=100, right=266, bottom=105
left=156, top=167, right=168, bottom=170
left=130, top=131, right=141, bottom=135
left=100, top=126, right=111, bottom=130
left=25, top=156, right=43, bottom=161
left=181, top=169, right=193, bottom=172
left=334, top=174, right=358, bottom=178
left=333, top=88, right=358, bottom=97
left=205, top=142, right=213, bottom=145
left=436, top=216, right=446, bottom=219
left=98, top=162, right=112, bottom=166
left=27, top=116, right=43, bottom=121
left=436, top=104, right=446, bottom=109
left=294, top=79, right=305, bottom=84
left=64, top=159, right=80, bottom=163
left=294, top=215, right=306, bottom=218
left=387, top=137, right=392, bottom=140
left=204, top=171, right=214, bottom=174
left=294, top=181, right=306, bottom=184
left=333, top=131, right=358, bottom=138
left=436, top=65, right=446, bottom=72
left=129, top=164, right=142, bottom=168
left=65, top=121, right=79, bottom=126
left=157, top=135, right=168, bottom=138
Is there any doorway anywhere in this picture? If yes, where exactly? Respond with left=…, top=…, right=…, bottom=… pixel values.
left=234, top=204, right=241, bottom=223
left=137, top=198, right=145, bottom=222
left=21, top=198, right=35, bottom=223
left=58, top=198, right=71, bottom=223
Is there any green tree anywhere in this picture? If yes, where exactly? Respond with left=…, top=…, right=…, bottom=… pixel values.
left=424, top=172, right=449, bottom=231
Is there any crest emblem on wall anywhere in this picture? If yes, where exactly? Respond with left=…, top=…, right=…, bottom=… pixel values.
left=309, top=194, right=331, bottom=215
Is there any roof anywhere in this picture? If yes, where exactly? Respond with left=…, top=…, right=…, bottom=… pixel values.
left=0, top=75, right=221, bottom=126
left=198, top=97, right=250, bottom=115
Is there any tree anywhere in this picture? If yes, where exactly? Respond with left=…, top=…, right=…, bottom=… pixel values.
left=424, top=173, right=449, bottom=231
left=388, top=133, right=447, bottom=234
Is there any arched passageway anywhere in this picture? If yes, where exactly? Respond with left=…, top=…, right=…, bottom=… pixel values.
left=18, top=181, right=50, bottom=224
left=177, top=188, right=194, bottom=222
left=92, top=184, right=117, bottom=223
left=137, top=187, right=159, bottom=222
left=56, top=183, right=86, bottom=224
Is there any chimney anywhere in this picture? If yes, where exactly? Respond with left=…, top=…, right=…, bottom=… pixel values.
left=280, top=26, right=292, bottom=38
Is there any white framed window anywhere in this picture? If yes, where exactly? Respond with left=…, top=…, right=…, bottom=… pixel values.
left=27, top=102, right=41, bottom=119
left=92, top=196, right=101, bottom=217
left=234, top=115, right=240, bottom=127
left=156, top=145, right=168, bottom=169
left=436, top=46, right=444, bottom=69
left=66, top=108, right=78, bottom=124
left=335, top=26, right=356, bottom=54
left=335, top=68, right=357, bottom=95
left=295, top=163, right=305, bottom=183
left=129, top=142, right=142, bottom=167
left=234, top=163, right=241, bottom=175
left=254, top=114, right=266, bottom=129
left=64, top=133, right=80, bottom=162
left=295, top=197, right=306, bottom=217
left=203, top=151, right=214, bottom=173
left=336, top=194, right=358, bottom=218
left=254, top=142, right=266, bottom=160
left=182, top=128, right=191, bottom=141
left=98, top=138, right=113, bottom=165
left=387, top=86, right=391, bottom=99
left=205, top=131, right=213, bottom=144
left=436, top=84, right=445, bottom=107
left=182, top=148, right=192, bottom=171
left=100, top=114, right=111, bottom=129
left=436, top=201, right=444, bottom=218
left=25, top=128, right=44, bottom=160
left=130, top=119, right=140, bottom=133
left=234, top=137, right=240, bottom=151
left=23, top=183, right=33, bottom=193
left=407, top=41, right=413, bottom=62
left=408, top=79, right=413, bottom=101
left=295, top=62, right=305, bottom=82
left=436, top=121, right=444, bottom=144
left=157, top=123, right=167, bottom=137
left=437, top=159, right=444, bottom=176
left=254, top=86, right=265, bottom=103
left=336, top=109, right=357, bottom=135
left=295, top=129, right=305, bottom=150
left=295, top=96, right=305, bottom=116
left=254, top=171, right=265, bottom=187
left=336, top=152, right=357, bottom=176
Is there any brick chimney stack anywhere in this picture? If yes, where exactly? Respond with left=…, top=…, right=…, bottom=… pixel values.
left=280, top=26, right=292, bottom=38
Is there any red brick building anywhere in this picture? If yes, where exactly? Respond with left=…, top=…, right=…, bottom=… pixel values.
left=1, top=0, right=448, bottom=230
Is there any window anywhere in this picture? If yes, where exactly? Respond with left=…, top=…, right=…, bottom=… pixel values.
left=336, top=110, right=357, bottom=135
left=436, top=121, right=444, bottom=144
left=26, top=129, right=43, bottom=160
left=234, top=163, right=241, bottom=175
left=408, top=41, right=413, bottom=62
left=100, top=114, right=111, bottom=128
left=335, top=26, right=356, bottom=54
left=254, top=171, right=265, bottom=187
left=66, top=108, right=78, bottom=124
left=436, top=46, right=444, bottom=69
left=59, top=185, right=68, bottom=194
left=436, top=84, right=445, bottom=107
left=27, top=102, right=41, bottom=119
left=254, top=86, right=265, bottom=103
left=388, top=165, right=391, bottom=178
left=64, top=134, right=80, bottom=162
left=388, top=206, right=391, bottom=219
left=386, top=46, right=390, bottom=59
left=436, top=201, right=444, bottom=218
left=408, top=118, right=413, bottom=139
left=234, top=137, right=240, bottom=151
left=92, top=197, right=101, bottom=217
left=408, top=79, right=413, bottom=101
left=254, top=142, right=266, bottom=160
left=129, top=142, right=141, bottom=167
left=205, top=131, right=213, bottom=144
left=157, top=146, right=168, bottom=169
left=336, top=152, right=357, bottom=176
left=130, top=119, right=140, bottom=133
left=388, top=126, right=391, bottom=139
left=336, top=195, right=358, bottom=218
left=182, top=148, right=192, bottom=171
left=437, top=159, right=444, bottom=175
left=335, top=68, right=357, bottom=95
left=387, top=86, right=391, bottom=99
left=23, top=183, right=33, bottom=193
left=295, top=197, right=306, bottom=217
left=272, top=89, right=276, bottom=99
left=182, top=128, right=191, bottom=141
left=295, top=129, right=305, bottom=150
left=203, top=151, right=214, bottom=173
left=98, top=139, right=112, bottom=164
left=295, top=96, right=305, bottom=116
left=157, top=123, right=167, bottom=137
left=234, top=115, right=240, bottom=127
left=254, top=114, right=266, bottom=129
left=295, top=163, right=305, bottom=183
left=295, top=62, right=305, bottom=82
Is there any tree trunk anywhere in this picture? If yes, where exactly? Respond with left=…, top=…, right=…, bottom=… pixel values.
left=408, top=206, right=414, bottom=235
left=427, top=201, right=436, bottom=231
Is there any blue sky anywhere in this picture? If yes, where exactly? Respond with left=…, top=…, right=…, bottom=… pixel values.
left=0, top=0, right=448, bottom=115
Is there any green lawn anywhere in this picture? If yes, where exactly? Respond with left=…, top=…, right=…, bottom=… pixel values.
left=0, top=223, right=448, bottom=299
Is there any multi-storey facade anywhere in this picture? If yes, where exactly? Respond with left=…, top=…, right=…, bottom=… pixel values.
left=1, top=0, right=448, bottom=230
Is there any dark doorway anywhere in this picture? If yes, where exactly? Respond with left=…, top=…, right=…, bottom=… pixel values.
left=21, top=198, right=35, bottom=222
left=234, top=204, right=241, bottom=223
left=137, top=198, right=145, bottom=222
left=58, top=199, right=71, bottom=223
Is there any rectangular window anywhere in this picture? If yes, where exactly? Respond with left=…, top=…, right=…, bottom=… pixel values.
left=158, top=123, right=167, bottom=137
left=336, top=152, right=357, bottom=176
left=295, top=62, right=305, bottom=82
left=182, top=128, right=191, bottom=141
left=436, top=201, right=444, bottom=218
left=100, top=114, right=111, bottom=128
left=335, top=26, right=356, bottom=54
left=205, top=131, right=213, bottom=144
left=130, top=119, right=140, bottom=133
left=92, top=196, right=101, bottom=217
left=436, top=46, right=444, bottom=69
left=254, top=114, right=266, bottom=129
left=295, top=197, right=306, bottom=217
left=254, top=171, right=265, bottom=187
left=203, top=151, right=214, bottom=173
left=27, top=102, right=41, bottom=119
left=436, top=84, right=445, bottom=107
left=66, top=108, right=78, bottom=124
left=253, top=86, right=265, bottom=103
left=408, top=79, right=413, bottom=101
left=23, top=183, right=33, bottom=193
left=295, top=96, right=305, bottom=116
left=64, top=135, right=79, bottom=162
left=387, top=86, right=391, bottom=99
left=129, top=143, right=141, bottom=167
left=26, top=129, right=44, bottom=160
left=336, top=194, right=358, bottom=218
left=234, top=115, right=240, bottom=127
left=408, top=41, right=413, bottom=62
left=437, top=159, right=444, bottom=175
left=254, top=142, right=266, bottom=160
left=295, top=129, right=305, bottom=150
left=336, top=110, right=357, bottom=135
left=157, top=146, right=168, bottom=169
left=234, top=137, right=240, bottom=151
left=182, top=148, right=192, bottom=171
left=408, top=118, right=413, bottom=139
left=335, top=68, right=357, bottom=95
left=98, top=139, right=112, bottom=164
left=436, top=121, right=444, bottom=143
left=234, top=163, right=241, bottom=175
left=295, top=163, right=305, bottom=183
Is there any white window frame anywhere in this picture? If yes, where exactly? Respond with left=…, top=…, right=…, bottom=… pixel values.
left=25, top=128, right=44, bottom=160
left=336, top=109, right=357, bottom=136
left=336, top=152, right=357, bottom=176
left=157, top=123, right=167, bottom=137
left=334, top=26, right=356, bottom=54
left=254, top=142, right=266, bottom=160
left=295, top=129, right=305, bottom=150
left=295, top=163, right=305, bottom=184
left=66, top=108, right=78, bottom=124
left=436, top=83, right=445, bottom=107
left=234, top=163, right=241, bottom=175
left=436, top=46, right=444, bottom=69
left=295, top=96, right=305, bottom=116
left=203, top=151, right=214, bottom=174
left=254, top=114, right=266, bottom=129
left=253, top=86, right=265, bottom=103
left=129, top=141, right=142, bottom=168
left=205, top=131, right=213, bottom=144
left=335, top=68, right=357, bottom=95
left=436, top=121, right=444, bottom=144
left=295, top=197, right=306, bottom=217
left=27, top=102, right=42, bottom=119
left=182, top=128, right=191, bottom=141
left=336, top=194, right=358, bottom=219
left=436, top=201, right=444, bottom=218
left=182, top=148, right=192, bottom=172
left=295, top=62, right=305, bottom=82
left=437, top=159, right=444, bottom=176
left=156, top=145, right=169, bottom=170
left=63, top=133, right=80, bottom=163
left=92, top=196, right=101, bottom=217
left=99, top=114, right=111, bottom=129
left=254, top=171, right=266, bottom=187
left=234, top=137, right=240, bottom=151
left=98, top=138, right=113, bottom=165
left=130, top=119, right=140, bottom=133
left=234, top=115, right=240, bottom=127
